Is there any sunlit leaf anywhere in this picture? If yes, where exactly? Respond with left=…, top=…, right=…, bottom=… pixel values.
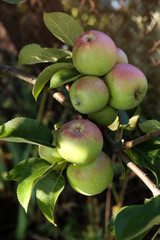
left=7, top=158, right=49, bottom=181
left=108, top=196, right=160, bottom=240
left=139, top=120, right=160, bottom=133
left=36, top=171, right=65, bottom=225
left=126, top=138, right=160, bottom=185
left=32, top=62, right=73, bottom=100
left=0, top=117, right=53, bottom=147
left=50, top=67, right=82, bottom=88
left=18, top=43, right=71, bottom=65
left=16, top=158, right=50, bottom=212
left=43, top=12, right=84, bottom=46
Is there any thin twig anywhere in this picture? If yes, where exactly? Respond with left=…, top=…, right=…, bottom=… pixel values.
left=104, top=186, right=112, bottom=240
left=103, top=131, right=160, bottom=196
left=151, top=227, right=160, bottom=240
left=118, top=151, right=160, bottom=197
left=0, top=64, right=76, bottom=113
left=123, top=129, right=160, bottom=150
left=0, top=64, right=37, bottom=85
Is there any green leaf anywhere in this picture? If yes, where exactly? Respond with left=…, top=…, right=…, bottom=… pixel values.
left=108, top=206, right=148, bottom=240
left=108, top=116, right=119, bottom=131
left=139, top=120, right=160, bottom=133
left=43, top=12, right=84, bottom=46
left=108, top=207, right=147, bottom=239
left=2, top=0, right=24, bottom=3
left=118, top=110, right=129, bottom=125
left=50, top=67, right=82, bottom=88
left=126, top=138, right=160, bottom=185
left=7, top=157, right=57, bottom=182
left=7, top=158, right=45, bottom=181
left=18, top=43, right=71, bottom=65
left=113, top=196, right=160, bottom=240
left=52, top=122, right=64, bottom=146
left=107, top=207, right=122, bottom=235
left=122, top=107, right=140, bottom=131
left=32, top=62, right=73, bottom=100
left=16, top=158, right=50, bottom=212
left=0, top=117, right=53, bottom=147
left=36, top=171, right=65, bottom=225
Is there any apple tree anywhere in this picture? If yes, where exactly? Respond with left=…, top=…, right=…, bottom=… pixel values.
left=1, top=10, right=160, bottom=240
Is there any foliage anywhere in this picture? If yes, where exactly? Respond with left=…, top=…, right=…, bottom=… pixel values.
left=1, top=2, right=160, bottom=240
left=108, top=196, right=160, bottom=240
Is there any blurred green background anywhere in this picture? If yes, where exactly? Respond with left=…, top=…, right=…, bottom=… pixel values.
left=0, top=0, right=160, bottom=239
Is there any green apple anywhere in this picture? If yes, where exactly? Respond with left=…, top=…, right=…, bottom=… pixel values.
left=116, top=48, right=128, bottom=64
left=69, top=76, right=109, bottom=114
left=67, top=151, right=114, bottom=196
left=56, top=119, right=103, bottom=165
left=104, top=63, right=148, bottom=110
left=88, top=105, right=118, bottom=127
left=72, top=30, right=117, bottom=76
left=38, top=145, right=66, bottom=171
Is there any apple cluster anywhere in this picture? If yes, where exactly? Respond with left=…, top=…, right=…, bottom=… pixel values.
left=39, top=30, right=148, bottom=197
left=70, top=30, right=148, bottom=126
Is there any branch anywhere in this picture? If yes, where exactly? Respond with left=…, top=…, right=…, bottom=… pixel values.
left=0, top=64, right=76, bottom=113
left=123, top=129, right=160, bottom=150
left=118, top=151, right=160, bottom=197
left=0, top=64, right=37, bottom=85
left=103, top=127, right=160, bottom=152
left=103, top=131, right=160, bottom=197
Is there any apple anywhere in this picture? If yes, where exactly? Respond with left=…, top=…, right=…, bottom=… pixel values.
left=72, top=30, right=117, bottom=76
left=56, top=119, right=103, bottom=165
left=104, top=63, right=148, bottom=110
left=88, top=105, right=118, bottom=127
left=69, top=76, right=109, bottom=114
left=67, top=151, right=114, bottom=196
left=38, top=145, right=66, bottom=171
left=116, top=48, right=128, bottom=64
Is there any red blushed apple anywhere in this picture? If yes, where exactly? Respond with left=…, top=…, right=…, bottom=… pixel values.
left=56, top=119, right=103, bottom=165
left=104, top=63, right=148, bottom=110
left=116, top=48, right=128, bottom=64
left=72, top=30, right=117, bottom=76
left=67, top=151, right=114, bottom=196
left=69, top=76, right=109, bottom=114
